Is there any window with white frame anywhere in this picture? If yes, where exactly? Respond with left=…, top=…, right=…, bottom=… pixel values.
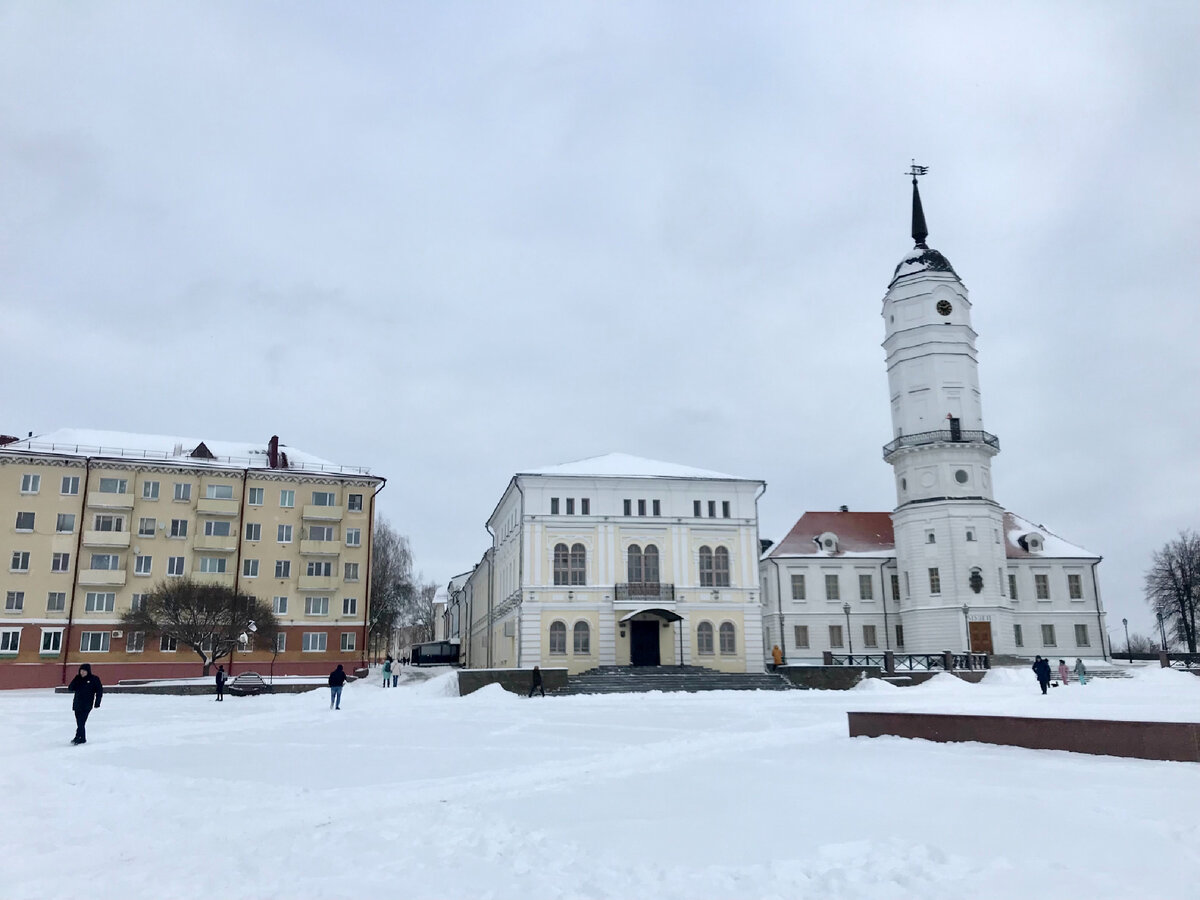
left=274, top=632, right=286, bottom=652
left=1008, top=573, right=1018, bottom=600
left=280, top=490, right=295, bottom=508
left=248, top=487, right=264, bottom=506
left=273, top=596, right=288, bottom=615
left=719, top=622, right=736, bottom=655
left=174, top=483, right=191, bottom=501
left=138, top=517, right=157, bottom=537
left=828, top=624, right=844, bottom=648
left=573, top=621, right=590, bottom=654
left=347, top=493, right=363, bottom=512
left=891, top=573, right=901, bottom=603
left=929, top=568, right=941, bottom=594
left=204, top=520, right=231, bottom=537
left=93, top=514, right=124, bottom=532
left=170, top=519, right=188, bottom=538
left=341, top=632, right=356, bottom=652
left=1074, top=624, right=1090, bottom=646
left=859, top=573, right=873, bottom=601
left=305, top=596, right=329, bottom=616
left=550, top=497, right=560, bottom=515
left=895, top=625, right=905, bottom=648
left=20, top=473, right=41, bottom=494
left=52, top=552, right=71, bottom=573
left=342, top=597, right=357, bottom=616
left=143, top=480, right=159, bottom=500
left=98, top=477, right=127, bottom=494
left=10, top=551, right=30, bottom=572
left=0, top=628, right=20, bottom=653
left=5, top=591, right=24, bottom=611
left=46, top=592, right=66, bottom=612
left=277, top=524, right=293, bottom=543
left=302, top=632, right=327, bottom=652
left=309, top=525, right=334, bottom=541
left=582, top=498, right=591, bottom=515
left=245, top=522, right=261, bottom=541
left=791, top=573, right=806, bottom=600
left=167, top=557, right=185, bottom=577
left=131, top=555, right=150, bottom=575
left=15, top=511, right=34, bottom=531
left=1041, top=624, right=1056, bottom=647
left=549, top=620, right=567, bottom=654
left=693, top=500, right=702, bottom=517
left=794, top=625, right=809, bottom=649
left=242, top=559, right=259, bottom=578
left=863, top=624, right=878, bottom=648
left=198, top=557, right=226, bottom=574
left=160, top=635, right=177, bottom=652
left=344, top=562, right=359, bottom=582
left=565, top=497, right=575, bottom=515
left=1034, top=573, right=1050, bottom=600
left=62, top=475, right=80, bottom=495
left=131, top=594, right=148, bottom=612
left=80, top=631, right=110, bottom=652
left=311, top=491, right=336, bottom=506
left=56, top=513, right=75, bottom=534
left=41, top=628, right=63, bottom=654
left=1068, top=574, right=1083, bottom=600
left=205, top=483, right=234, bottom=500
left=697, top=621, right=714, bottom=654
left=274, top=560, right=291, bottom=578
left=127, top=631, right=145, bottom=653
left=345, top=528, right=361, bottom=547
left=699, top=547, right=714, bottom=586
left=1013, top=623, right=1023, bottom=647
left=306, top=561, right=332, bottom=577
left=824, top=573, right=840, bottom=601
left=84, top=592, right=115, bottom=612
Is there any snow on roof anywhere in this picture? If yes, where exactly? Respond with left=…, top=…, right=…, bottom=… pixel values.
left=889, top=246, right=959, bottom=286
left=1, top=428, right=374, bottom=476
left=1003, top=511, right=1097, bottom=559
left=520, top=452, right=752, bottom=482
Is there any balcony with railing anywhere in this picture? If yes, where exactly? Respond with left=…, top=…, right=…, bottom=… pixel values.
left=79, top=569, right=127, bottom=587
left=299, top=539, right=340, bottom=556
left=83, top=530, right=131, bottom=548
left=882, top=428, right=1000, bottom=460
left=87, top=491, right=134, bottom=509
left=194, top=534, right=238, bottom=552
left=614, top=583, right=676, bottom=606
left=302, top=504, right=343, bottom=521
left=196, top=498, right=240, bottom=516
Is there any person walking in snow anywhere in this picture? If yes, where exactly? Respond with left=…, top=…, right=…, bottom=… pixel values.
left=1032, top=656, right=1052, bottom=695
left=1074, top=658, right=1088, bottom=685
left=771, top=645, right=783, bottom=668
left=215, top=664, right=227, bottom=701
left=382, top=656, right=392, bottom=688
left=67, top=663, right=103, bottom=744
left=392, top=663, right=400, bottom=688
left=1057, top=659, right=1069, bottom=685
left=528, top=665, right=544, bottom=698
left=329, top=664, right=346, bottom=709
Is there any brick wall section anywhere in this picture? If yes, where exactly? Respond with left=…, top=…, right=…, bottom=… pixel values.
left=457, top=668, right=568, bottom=696
left=848, top=711, right=1200, bottom=763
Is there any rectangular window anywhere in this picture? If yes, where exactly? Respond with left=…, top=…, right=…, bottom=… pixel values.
left=342, top=597, right=358, bottom=616
left=198, top=557, right=227, bottom=574
left=204, top=520, right=231, bottom=537
left=10, top=551, right=30, bottom=572
left=1074, top=624, right=1090, bottom=647
left=46, top=592, right=66, bottom=612
left=127, top=631, right=145, bottom=653
left=274, top=632, right=286, bottom=652
left=280, top=490, right=295, bottom=508
left=722, top=501, right=731, bottom=519
left=305, top=596, right=330, bottom=616
left=243, top=559, right=259, bottom=578
left=793, top=625, right=809, bottom=649
left=637, top=499, right=646, bottom=516
left=167, top=557, right=185, bottom=577
left=5, top=591, right=24, bottom=611
left=929, top=568, right=941, bottom=595
left=311, top=491, right=335, bottom=506
left=1068, top=574, right=1083, bottom=600
left=344, top=562, right=359, bottom=582
left=707, top=500, right=716, bottom=518
left=302, top=632, right=327, bottom=652
left=84, top=592, right=116, bottom=612
left=248, top=487, right=264, bottom=506
left=98, top=477, right=127, bottom=494
left=891, top=574, right=900, bottom=602
left=309, top=525, right=334, bottom=541
left=41, top=629, right=63, bottom=653
left=142, top=480, right=160, bottom=500
left=89, top=553, right=120, bottom=570
left=693, top=500, right=702, bottom=517
left=341, top=632, right=356, bottom=652
left=863, top=625, right=878, bottom=648
left=824, top=573, right=840, bottom=600
left=345, top=528, right=361, bottom=547
left=277, top=524, right=293, bottom=543
left=80, top=631, right=110, bottom=652
left=966, top=529, right=976, bottom=542
left=160, top=635, right=177, bottom=652
left=205, top=483, right=234, bottom=500
left=550, top=497, right=559, bottom=515
left=272, top=596, right=288, bottom=614
left=651, top=499, right=660, bottom=517
left=62, top=475, right=80, bottom=495
left=174, top=483, right=191, bottom=501
left=895, top=624, right=905, bottom=648
left=20, top=473, right=40, bottom=494
left=52, top=552, right=71, bottom=573
left=93, top=514, right=124, bottom=532
left=790, top=574, right=806, bottom=600
left=581, top=498, right=590, bottom=515
left=926, top=531, right=936, bottom=544
left=1008, top=573, right=1018, bottom=600
left=1041, top=624, right=1056, bottom=647
left=566, top=498, right=575, bottom=515
left=245, top=523, right=261, bottom=541
left=0, top=628, right=20, bottom=652
left=623, top=499, right=632, bottom=516
left=170, top=519, right=188, bottom=538
left=15, top=511, right=34, bottom=531
left=306, top=561, right=332, bottom=577
left=347, top=493, right=363, bottom=512
left=56, top=513, right=76, bottom=534
left=275, top=560, right=291, bottom=578
left=859, top=573, right=873, bottom=601
left=1034, top=574, right=1050, bottom=600
left=138, top=517, right=156, bottom=537
left=130, top=594, right=148, bottom=612
left=828, top=625, right=844, bottom=649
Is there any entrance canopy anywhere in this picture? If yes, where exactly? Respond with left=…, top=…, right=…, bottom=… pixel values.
left=618, top=607, right=682, bottom=624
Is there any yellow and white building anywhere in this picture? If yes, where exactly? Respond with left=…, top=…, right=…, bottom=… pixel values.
left=461, top=454, right=766, bottom=674
left=0, top=429, right=383, bottom=688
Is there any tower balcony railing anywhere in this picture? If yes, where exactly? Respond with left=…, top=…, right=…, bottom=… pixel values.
left=882, top=429, right=1000, bottom=459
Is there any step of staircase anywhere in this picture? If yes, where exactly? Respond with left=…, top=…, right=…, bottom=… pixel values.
left=558, top=665, right=795, bottom=695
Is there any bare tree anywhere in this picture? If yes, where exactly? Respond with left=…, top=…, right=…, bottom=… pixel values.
left=368, top=518, right=414, bottom=659
left=1126, top=633, right=1160, bottom=654
left=121, top=578, right=279, bottom=675
left=1144, top=530, right=1200, bottom=652
left=403, top=580, right=440, bottom=644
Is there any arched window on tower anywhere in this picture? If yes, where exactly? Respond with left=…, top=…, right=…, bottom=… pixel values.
left=549, top=621, right=566, bottom=654
left=569, top=543, right=586, bottom=585
left=553, top=544, right=570, bottom=586
left=573, top=621, right=590, bottom=654
left=719, top=622, right=736, bottom=655
left=697, top=621, right=714, bottom=655
left=699, top=546, right=714, bottom=586
left=714, top=547, right=730, bottom=587
left=627, top=544, right=643, bottom=584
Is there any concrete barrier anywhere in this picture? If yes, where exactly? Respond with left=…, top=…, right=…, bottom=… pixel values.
left=848, top=711, right=1200, bottom=763
left=457, top=667, right=568, bottom=696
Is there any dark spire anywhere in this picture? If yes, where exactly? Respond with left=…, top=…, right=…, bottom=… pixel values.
left=908, top=162, right=929, bottom=248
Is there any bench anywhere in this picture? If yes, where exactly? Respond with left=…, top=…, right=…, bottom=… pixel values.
left=227, top=672, right=272, bottom=696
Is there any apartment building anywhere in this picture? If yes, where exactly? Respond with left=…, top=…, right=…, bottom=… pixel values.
left=0, top=429, right=383, bottom=688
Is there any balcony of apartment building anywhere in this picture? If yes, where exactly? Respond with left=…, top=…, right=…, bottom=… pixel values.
left=299, top=539, right=340, bottom=556
left=87, top=490, right=134, bottom=510
left=194, top=571, right=236, bottom=588
left=302, top=504, right=343, bottom=522
left=196, top=498, right=239, bottom=516
left=79, top=568, right=127, bottom=587
left=298, top=574, right=340, bottom=591
left=83, top=530, right=131, bottom=549
left=193, top=534, right=238, bottom=552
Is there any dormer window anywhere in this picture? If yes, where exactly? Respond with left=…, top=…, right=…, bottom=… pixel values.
left=816, top=532, right=838, bottom=553
left=1017, top=533, right=1044, bottom=553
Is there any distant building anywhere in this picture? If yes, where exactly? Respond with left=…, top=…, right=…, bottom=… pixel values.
left=0, top=429, right=383, bottom=688
left=460, top=454, right=766, bottom=673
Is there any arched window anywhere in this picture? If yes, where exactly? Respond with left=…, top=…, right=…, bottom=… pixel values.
left=569, top=543, right=586, bottom=585
left=573, top=621, right=590, bottom=654
left=549, top=620, right=566, bottom=654
left=627, top=544, right=660, bottom=585
left=719, top=621, right=736, bottom=655
left=714, top=547, right=730, bottom=587
left=553, top=544, right=570, bottom=586
left=627, top=544, right=643, bottom=583
left=698, top=546, right=714, bottom=586
left=697, top=621, right=714, bottom=655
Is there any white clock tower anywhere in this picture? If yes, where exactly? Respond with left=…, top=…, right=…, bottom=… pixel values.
left=882, top=169, right=1009, bottom=653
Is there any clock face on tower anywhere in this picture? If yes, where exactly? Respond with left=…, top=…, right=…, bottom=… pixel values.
left=936, top=299, right=953, bottom=316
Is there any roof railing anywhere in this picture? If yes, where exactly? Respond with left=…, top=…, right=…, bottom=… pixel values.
left=882, top=429, right=1000, bottom=459
left=1, top=441, right=372, bottom=476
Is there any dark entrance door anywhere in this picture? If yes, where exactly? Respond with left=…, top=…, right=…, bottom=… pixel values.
left=969, top=621, right=993, bottom=654
left=630, top=620, right=661, bottom=666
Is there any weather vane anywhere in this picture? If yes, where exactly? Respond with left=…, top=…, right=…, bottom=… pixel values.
left=908, top=160, right=929, bottom=182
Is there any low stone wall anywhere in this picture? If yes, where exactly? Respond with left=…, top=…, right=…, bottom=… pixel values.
left=848, top=711, right=1200, bottom=763
left=886, top=671, right=987, bottom=686
left=457, top=667, right=569, bottom=697
left=52, top=679, right=347, bottom=696
left=777, top=666, right=881, bottom=690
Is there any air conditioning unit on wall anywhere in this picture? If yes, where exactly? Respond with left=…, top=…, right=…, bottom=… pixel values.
left=111, top=630, right=123, bottom=638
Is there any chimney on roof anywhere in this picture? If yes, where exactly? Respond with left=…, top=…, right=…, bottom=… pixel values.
left=267, top=435, right=279, bottom=469
left=839, top=505, right=849, bottom=512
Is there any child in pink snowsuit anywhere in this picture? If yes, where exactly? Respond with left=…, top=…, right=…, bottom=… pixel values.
left=1057, top=660, right=1069, bottom=684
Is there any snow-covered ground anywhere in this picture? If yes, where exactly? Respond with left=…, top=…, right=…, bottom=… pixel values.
left=2, top=667, right=1197, bottom=899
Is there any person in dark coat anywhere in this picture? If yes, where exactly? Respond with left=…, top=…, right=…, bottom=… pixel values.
left=215, top=665, right=227, bottom=701
left=1032, top=656, right=1052, bottom=695
left=67, top=663, right=103, bottom=744
left=528, top=665, right=544, bottom=698
left=328, top=664, right=347, bottom=710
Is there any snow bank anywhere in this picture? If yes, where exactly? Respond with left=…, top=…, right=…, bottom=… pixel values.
left=914, top=672, right=977, bottom=693
left=981, top=668, right=1030, bottom=687
left=854, top=677, right=899, bottom=691
left=409, top=671, right=460, bottom=698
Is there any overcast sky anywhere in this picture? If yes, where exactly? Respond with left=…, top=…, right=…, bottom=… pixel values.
left=2, top=2, right=1197, bottom=641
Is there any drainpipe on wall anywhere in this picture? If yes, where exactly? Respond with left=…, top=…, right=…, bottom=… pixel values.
left=773, top=558, right=786, bottom=665
left=364, top=479, right=386, bottom=672
left=513, top=478, right=525, bottom=670
left=485, top=524, right=495, bottom=668
left=880, top=560, right=891, bottom=651
left=229, top=468, right=250, bottom=675
left=1091, top=558, right=1107, bottom=660
left=61, top=457, right=92, bottom=684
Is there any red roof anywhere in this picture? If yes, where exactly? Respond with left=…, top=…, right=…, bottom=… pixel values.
left=768, top=511, right=895, bottom=558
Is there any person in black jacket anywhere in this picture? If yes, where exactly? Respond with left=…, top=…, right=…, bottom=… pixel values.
left=328, top=664, right=347, bottom=710
left=68, top=663, right=103, bottom=744
left=528, top=665, right=544, bottom=698
left=1032, top=656, right=1052, bottom=695
left=215, top=665, right=227, bottom=701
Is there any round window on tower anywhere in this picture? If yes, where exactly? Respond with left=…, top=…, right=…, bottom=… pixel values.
left=954, top=469, right=969, bottom=484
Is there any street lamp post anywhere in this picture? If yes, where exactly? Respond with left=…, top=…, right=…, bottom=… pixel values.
left=962, top=603, right=971, bottom=660
left=1157, top=611, right=1168, bottom=653
left=1122, top=617, right=1130, bottom=664
left=843, top=602, right=853, bottom=658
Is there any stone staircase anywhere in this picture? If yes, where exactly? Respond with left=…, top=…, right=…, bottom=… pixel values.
left=557, top=665, right=795, bottom=695
left=989, top=654, right=1136, bottom=680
